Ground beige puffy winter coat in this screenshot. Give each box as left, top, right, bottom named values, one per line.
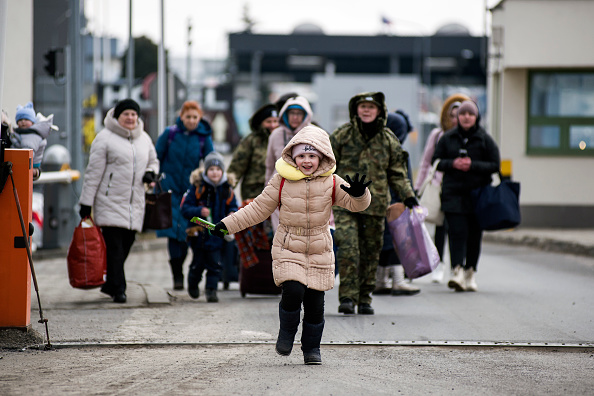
left=223, top=126, right=371, bottom=291
left=80, top=108, right=159, bottom=231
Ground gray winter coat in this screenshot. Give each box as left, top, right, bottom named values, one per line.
left=80, top=108, right=159, bottom=231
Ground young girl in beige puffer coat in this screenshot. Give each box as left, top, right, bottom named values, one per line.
left=211, top=125, right=371, bottom=365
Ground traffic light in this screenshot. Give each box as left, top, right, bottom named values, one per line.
left=43, top=49, right=57, bottom=76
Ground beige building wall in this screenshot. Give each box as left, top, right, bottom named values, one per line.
left=500, top=0, right=594, bottom=68
left=498, top=69, right=594, bottom=205
left=489, top=0, right=594, bottom=226
left=2, top=0, right=33, bottom=121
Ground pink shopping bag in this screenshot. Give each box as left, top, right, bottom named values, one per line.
left=387, top=204, right=440, bottom=279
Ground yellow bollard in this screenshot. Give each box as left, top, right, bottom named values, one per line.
left=501, top=159, right=512, bottom=180
left=0, top=149, right=33, bottom=329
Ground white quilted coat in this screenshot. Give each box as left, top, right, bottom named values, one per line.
left=223, top=126, right=371, bottom=291
left=80, top=108, right=159, bottom=231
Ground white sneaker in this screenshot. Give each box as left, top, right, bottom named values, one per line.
left=464, top=268, right=478, bottom=292
left=448, top=266, right=466, bottom=292
left=431, top=262, right=445, bottom=283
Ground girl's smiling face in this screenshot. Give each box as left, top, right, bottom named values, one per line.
left=295, top=153, right=320, bottom=176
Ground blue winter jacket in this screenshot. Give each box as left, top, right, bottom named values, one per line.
left=155, top=117, right=214, bottom=241
left=180, top=174, right=238, bottom=250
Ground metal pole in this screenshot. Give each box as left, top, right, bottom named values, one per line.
left=250, top=51, right=262, bottom=111
left=69, top=0, right=83, bottom=193
left=0, top=0, right=7, bottom=113
left=158, top=0, right=166, bottom=132
left=65, top=46, right=72, bottom=158
left=127, top=0, right=134, bottom=96
left=186, top=18, right=192, bottom=99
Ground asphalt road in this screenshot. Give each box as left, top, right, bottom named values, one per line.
left=1, top=242, right=593, bottom=395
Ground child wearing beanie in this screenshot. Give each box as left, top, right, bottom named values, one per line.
left=12, top=102, right=55, bottom=180
left=209, top=125, right=372, bottom=365
left=181, top=151, right=238, bottom=303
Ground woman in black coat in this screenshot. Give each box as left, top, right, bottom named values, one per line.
left=432, top=101, right=500, bottom=292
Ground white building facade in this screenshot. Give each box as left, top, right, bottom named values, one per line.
left=488, top=0, right=594, bottom=227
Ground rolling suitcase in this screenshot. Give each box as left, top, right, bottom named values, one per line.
left=239, top=248, right=281, bottom=298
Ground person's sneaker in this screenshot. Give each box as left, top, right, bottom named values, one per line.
left=338, top=298, right=355, bottom=314
left=188, top=287, right=199, bottom=299
left=357, top=303, right=374, bottom=315
left=206, top=289, right=219, bottom=303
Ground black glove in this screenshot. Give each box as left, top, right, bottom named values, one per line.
left=340, top=173, right=372, bottom=198
left=210, top=222, right=228, bottom=239
left=142, top=171, right=156, bottom=184
left=404, top=197, right=419, bottom=209
left=79, top=204, right=92, bottom=219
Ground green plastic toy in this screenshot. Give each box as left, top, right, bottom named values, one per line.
left=190, top=217, right=228, bottom=236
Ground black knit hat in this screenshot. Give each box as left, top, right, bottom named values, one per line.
left=113, top=98, right=140, bottom=119
left=249, top=104, right=278, bottom=131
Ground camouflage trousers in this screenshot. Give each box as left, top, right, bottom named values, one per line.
left=334, top=211, right=385, bottom=305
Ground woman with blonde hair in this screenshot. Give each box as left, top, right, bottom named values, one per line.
left=415, top=93, right=470, bottom=283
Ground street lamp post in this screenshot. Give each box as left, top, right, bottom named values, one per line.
left=127, top=0, right=134, bottom=97
left=158, top=0, right=166, bottom=133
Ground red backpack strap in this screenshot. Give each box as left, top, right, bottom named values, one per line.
left=278, top=178, right=285, bottom=208
left=332, top=175, right=336, bottom=205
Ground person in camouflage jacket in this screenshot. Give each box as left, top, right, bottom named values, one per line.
left=228, top=103, right=279, bottom=200
left=330, top=91, right=418, bottom=315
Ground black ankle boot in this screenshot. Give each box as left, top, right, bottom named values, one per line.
left=169, top=258, right=184, bottom=290
left=301, top=320, right=324, bottom=365
left=275, top=303, right=301, bottom=356
left=206, top=288, right=219, bottom=303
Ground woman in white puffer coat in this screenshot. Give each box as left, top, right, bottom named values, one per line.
left=79, top=99, right=159, bottom=303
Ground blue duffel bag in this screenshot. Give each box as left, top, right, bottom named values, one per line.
left=471, top=174, right=521, bottom=231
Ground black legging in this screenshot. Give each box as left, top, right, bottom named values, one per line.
left=445, top=212, right=482, bottom=271
left=434, top=219, right=448, bottom=262
left=281, top=280, right=325, bottom=324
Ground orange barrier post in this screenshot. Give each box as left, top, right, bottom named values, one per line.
left=0, top=149, right=33, bottom=329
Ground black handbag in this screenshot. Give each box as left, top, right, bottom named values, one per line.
left=471, top=174, right=521, bottom=231
left=143, top=179, right=173, bottom=230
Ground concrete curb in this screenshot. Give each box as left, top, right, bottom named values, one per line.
left=483, top=232, right=594, bottom=258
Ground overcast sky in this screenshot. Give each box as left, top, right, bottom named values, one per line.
left=85, top=0, right=500, bottom=59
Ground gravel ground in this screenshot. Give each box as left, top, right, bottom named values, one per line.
left=0, top=328, right=45, bottom=350
left=1, top=345, right=593, bottom=395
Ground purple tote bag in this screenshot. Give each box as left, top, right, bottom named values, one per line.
left=388, top=206, right=440, bottom=279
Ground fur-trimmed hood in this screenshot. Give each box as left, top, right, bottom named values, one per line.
left=439, top=93, right=471, bottom=132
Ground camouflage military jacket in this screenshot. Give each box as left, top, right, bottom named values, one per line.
left=227, top=126, right=270, bottom=200
left=330, top=122, right=415, bottom=217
